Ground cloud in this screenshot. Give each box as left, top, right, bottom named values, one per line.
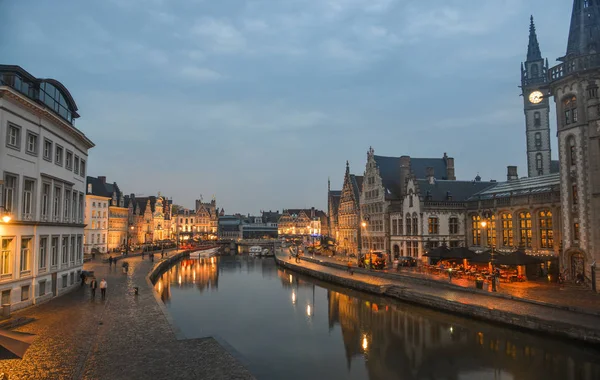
left=180, top=66, right=222, bottom=81
left=243, top=19, right=269, bottom=32
left=190, top=18, right=246, bottom=54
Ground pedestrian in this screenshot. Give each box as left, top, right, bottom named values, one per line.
left=100, top=278, right=107, bottom=300
left=80, top=272, right=86, bottom=287
left=142, top=250, right=145, bottom=259
left=90, top=278, right=98, bottom=298
left=161, top=249, right=165, bottom=259
left=150, top=253, right=154, bottom=263
left=108, top=256, right=113, bottom=268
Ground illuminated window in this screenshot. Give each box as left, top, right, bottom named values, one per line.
left=501, top=213, right=513, bottom=247
left=518, top=212, right=532, bottom=248
left=428, top=217, right=439, bottom=234
left=471, top=215, right=481, bottom=245
left=539, top=210, right=553, bottom=249
left=563, top=96, right=578, bottom=125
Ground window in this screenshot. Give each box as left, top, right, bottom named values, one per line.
left=501, top=213, right=513, bottom=247
left=39, top=237, right=47, bottom=270
left=1, top=238, right=13, bottom=276
left=61, top=237, right=68, bottom=264
left=412, top=241, right=419, bottom=257
left=22, top=179, right=35, bottom=218
left=20, top=237, right=31, bottom=272
left=70, top=236, right=75, bottom=263
left=43, top=139, right=52, bottom=161
left=1, top=290, right=10, bottom=306
left=539, top=211, right=553, bottom=249
left=536, top=153, right=543, bottom=173
left=574, top=223, right=580, bottom=241
left=409, top=195, right=413, bottom=207
left=51, top=237, right=58, bottom=267
left=72, top=192, right=78, bottom=221
left=572, top=185, right=579, bottom=205
left=26, top=132, right=38, bottom=155
left=63, top=189, right=71, bottom=221
left=534, top=132, right=542, bottom=148
left=412, top=214, right=418, bottom=235
left=398, top=217, right=403, bottom=235
left=39, top=281, right=46, bottom=296
left=74, top=156, right=79, bottom=174
left=392, top=219, right=398, bottom=235
left=428, top=217, right=439, bottom=234
left=80, top=159, right=86, bottom=177
left=79, top=193, right=84, bottom=221
left=518, top=212, right=532, bottom=248
left=2, top=174, right=17, bottom=215
left=21, top=285, right=29, bottom=301
left=62, top=274, right=68, bottom=288
left=53, top=186, right=61, bottom=220
left=77, top=235, right=82, bottom=262
left=563, top=96, right=578, bottom=125
left=534, top=112, right=541, bottom=127
left=486, top=215, right=497, bottom=247
left=569, top=138, right=576, bottom=166
left=6, top=124, right=21, bottom=149
left=65, top=151, right=73, bottom=170
left=471, top=215, right=481, bottom=245
left=70, top=272, right=74, bottom=285
left=449, top=217, right=459, bottom=235
left=41, top=183, right=50, bottom=219
left=55, top=145, right=63, bottom=166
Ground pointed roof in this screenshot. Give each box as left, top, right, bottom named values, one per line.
left=527, top=16, right=542, bottom=61
left=563, top=0, right=600, bottom=60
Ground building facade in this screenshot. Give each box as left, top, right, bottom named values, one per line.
left=390, top=174, right=493, bottom=262
left=126, top=193, right=170, bottom=245
left=327, top=179, right=341, bottom=243
left=338, top=162, right=363, bottom=255
left=195, top=197, right=219, bottom=240
left=547, top=0, right=600, bottom=290
left=83, top=190, right=109, bottom=255
left=0, top=65, right=94, bottom=310
left=278, top=208, right=324, bottom=240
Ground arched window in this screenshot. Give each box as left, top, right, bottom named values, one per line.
left=412, top=213, right=419, bottom=235
left=536, top=153, right=543, bottom=174
left=568, top=136, right=576, bottom=166
left=530, top=64, right=539, bottom=77
left=563, top=96, right=578, bottom=125
left=471, top=215, right=481, bottom=245
left=534, top=132, right=542, bottom=148
left=534, top=112, right=541, bottom=127
left=518, top=212, right=532, bottom=248
left=539, top=210, right=553, bottom=249
left=405, top=214, right=411, bottom=235
left=409, top=192, right=413, bottom=207
left=486, top=215, right=496, bottom=247
left=501, top=213, right=513, bottom=247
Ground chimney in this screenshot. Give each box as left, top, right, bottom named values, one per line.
left=426, top=167, right=435, bottom=185
left=444, top=154, right=456, bottom=180
left=399, top=156, right=411, bottom=195
left=98, top=176, right=106, bottom=184
left=507, top=166, right=518, bottom=181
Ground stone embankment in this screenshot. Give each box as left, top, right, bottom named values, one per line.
left=275, top=252, right=600, bottom=345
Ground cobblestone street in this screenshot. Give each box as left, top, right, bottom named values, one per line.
left=0, top=251, right=255, bottom=380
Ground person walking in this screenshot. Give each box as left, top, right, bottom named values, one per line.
left=80, top=271, right=86, bottom=286
left=108, top=256, right=113, bottom=268
left=90, top=278, right=98, bottom=299
left=100, top=278, right=107, bottom=300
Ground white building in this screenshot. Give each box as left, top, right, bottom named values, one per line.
left=84, top=180, right=109, bottom=255
left=0, top=65, right=94, bottom=310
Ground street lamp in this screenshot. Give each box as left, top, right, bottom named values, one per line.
left=125, top=224, right=134, bottom=256
left=480, top=210, right=496, bottom=292
left=0, top=206, right=11, bottom=223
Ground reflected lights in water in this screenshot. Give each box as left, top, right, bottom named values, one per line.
left=292, top=291, right=296, bottom=305
left=289, top=274, right=293, bottom=284
left=361, top=334, right=368, bottom=351
left=306, top=304, right=311, bottom=317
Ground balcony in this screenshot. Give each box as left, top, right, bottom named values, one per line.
left=549, top=53, right=600, bottom=81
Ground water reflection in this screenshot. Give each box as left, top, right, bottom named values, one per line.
left=156, top=257, right=600, bottom=380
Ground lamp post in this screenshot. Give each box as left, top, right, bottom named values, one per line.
left=480, top=210, right=496, bottom=292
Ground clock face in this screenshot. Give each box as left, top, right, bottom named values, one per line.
left=529, top=90, right=543, bottom=104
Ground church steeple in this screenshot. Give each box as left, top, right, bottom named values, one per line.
left=527, top=16, right=542, bottom=61
left=563, top=0, right=600, bottom=60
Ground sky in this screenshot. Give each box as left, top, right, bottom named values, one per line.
left=1, top=0, right=573, bottom=215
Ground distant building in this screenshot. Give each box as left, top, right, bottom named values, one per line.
left=327, top=180, right=341, bottom=243
left=337, top=161, right=363, bottom=255
left=195, top=197, right=219, bottom=240
left=0, top=65, right=94, bottom=309
left=278, top=207, right=326, bottom=241
left=84, top=178, right=110, bottom=255
left=125, top=193, right=170, bottom=244
left=218, top=215, right=242, bottom=240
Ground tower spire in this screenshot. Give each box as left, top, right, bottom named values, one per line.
left=527, top=15, right=542, bottom=61
left=563, top=0, right=600, bottom=59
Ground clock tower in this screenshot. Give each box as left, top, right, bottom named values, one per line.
left=521, top=16, right=551, bottom=177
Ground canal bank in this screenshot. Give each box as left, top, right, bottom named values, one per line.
left=274, top=251, right=600, bottom=345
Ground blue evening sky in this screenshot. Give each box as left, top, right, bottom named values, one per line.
left=1, top=0, right=572, bottom=214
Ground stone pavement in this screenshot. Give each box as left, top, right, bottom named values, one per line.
left=0, top=250, right=255, bottom=380
left=304, top=252, right=600, bottom=315
left=277, top=250, right=600, bottom=343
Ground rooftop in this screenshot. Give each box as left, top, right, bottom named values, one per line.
left=469, top=173, right=560, bottom=200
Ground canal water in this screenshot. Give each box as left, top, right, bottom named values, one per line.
left=154, top=256, right=600, bottom=380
